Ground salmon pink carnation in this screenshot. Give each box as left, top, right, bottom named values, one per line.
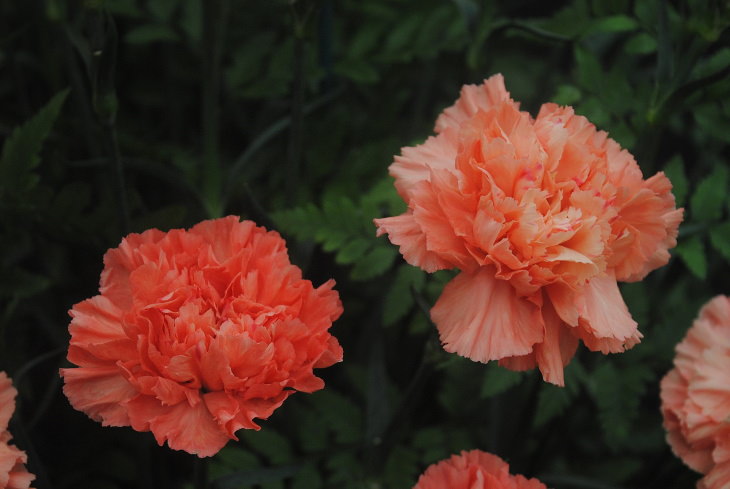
left=61, top=216, right=343, bottom=457
left=0, top=372, right=35, bottom=489
left=660, top=295, right=730, bottom=489
left=413, top=450, right=546, bottom=489
left=375, top=74, right=682, bottom=385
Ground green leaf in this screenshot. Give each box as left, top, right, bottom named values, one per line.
left=591, top=15, right=639, bottom=33
left=675, top=235, right=707, bottom=279
left=588, top=362, right=653, bottom=448
left=0, top=89, right=69, bottom=195
left=309, top=390, right=362, bottom=445
left=124, top=24, right=178, bottom=44
left=383, top=265, right=426, bottom=326
left=383, top=445, right=419, bottom=489
left=325, top=452, right=361, bottom=485
left=662, top=155, right=688, bottom=207
left=690, top=166, right=728, bottom=222
left=710, top=221, right=730, bottom=263
left=212, top=466, right=301, bottom=489
left=334, top=59, right=379, bottom=84
left=625, top=32, right=657, bottom=54
left=335, top=238, right=372, bottom=265
left=210, top=447, right=259, bottom=480
left=575, top=46, right=603, bottom=93
left=552, top=84, right=582, bottom=106
left=533, top=360, right=586, bottom=427
left=480, top=363, right=524, bottom=399
left=412, top=427, right=448, bottom=464
left=240, top=429, right=293, bottom=465
left=291, top=464, right=322, bottom=489
left=350, top=245, right=398, bottom=281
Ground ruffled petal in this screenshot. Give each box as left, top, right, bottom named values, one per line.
left=574, top=275, right=641, bottom=353
left=61, top=367, right=137, bottom=426
left=390, top=130, right=459, bottom=201
left=374, top=212, right=454, bottom=273
left=434, top=74, right=516, bottom=133
left=432, top=269, right=543, bottom=362
left=127, top=396, right=229, bottom=458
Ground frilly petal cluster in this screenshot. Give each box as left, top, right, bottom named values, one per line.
left=660, top=295, right=730, bottom=489
left=413, top=450, right=546, bottom=489
left=61, top=216, right=343, bottom=457
left=374, top=74, right=682, bottom=385
left=0, top=373, right=35, bottom=489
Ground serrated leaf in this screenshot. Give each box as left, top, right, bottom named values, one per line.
left=350, top=245, right=398, bottom=281
left=533, top=384, right=574, bottom=428
left=297, top=408, right=329, bottom=453
left=383, top=265, right=426, bottom=326
left=533, top=360, right=585, bottom=427
left=412, top=427, right=449, bottom=464
left=710, top=221, right=730, bottom=262
left=690, top=166, right=728, bottom=222
left=335, top=238, right=372, bottom=265
left=240, top=429, right=293, bottom=465
left=588, top=362, right=653, bottom=448
left=325, top=452, right=360, bottom=484
left=675, top=236, right=707, bottom=279
left=0, top=89, right=69, bottom=194
left=480, top=362, right=524, bottom=398
left=309, top=390, right=362, bottom=445
left=662, top=155, right=688, bottom=207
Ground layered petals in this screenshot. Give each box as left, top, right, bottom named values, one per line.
left=61, top=216, right=343, bottom=457
left=375, top=74, right=682, bottom=384
left=660, top=295, right=730, bottom=489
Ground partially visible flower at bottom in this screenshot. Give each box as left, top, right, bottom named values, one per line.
left=660, top=295, right=730, bottom=489
left=0, top=372, right=35, bottom=489
left=413, top=450, right=546, bottom=489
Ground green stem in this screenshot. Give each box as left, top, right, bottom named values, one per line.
left=104, top=120, right=130, bottom=235
left=286, top=28, right=306, bottom=206
left=201, top=0, right=229, bottom=218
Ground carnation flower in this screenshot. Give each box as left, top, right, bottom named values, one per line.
left=61, top=216, right=343, bottom=457
left=375, top=74, right=682, bottom=385
left=660, top=295, right=730, bottom=489
left=413, top=449, right=546, bottom=489
left=0, top=372, right=35, bottom=489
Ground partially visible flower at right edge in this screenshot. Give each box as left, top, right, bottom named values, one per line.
left=660, top=295, right=730, bottom=489
left=0, top=372, right=35, bottom=489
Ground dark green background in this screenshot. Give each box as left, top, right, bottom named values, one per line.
left=1, top=0, right=729, bottom=487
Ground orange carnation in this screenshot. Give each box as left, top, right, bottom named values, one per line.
left=375, top=74, right=682, bottom=385
left=0, top=372, right=35, bottom=489
left=413, top=450, right=546, bottom=489
left=61, top=217, right=343, bottom=457
left=660, top=295, right=730, bottom=489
